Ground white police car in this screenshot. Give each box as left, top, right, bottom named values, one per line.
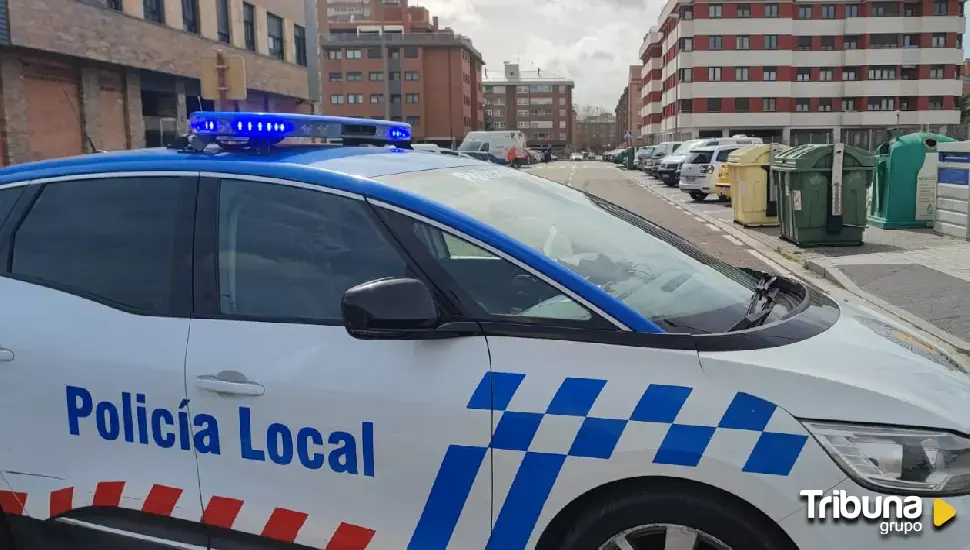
left=0, top=112, right=968, bottom=550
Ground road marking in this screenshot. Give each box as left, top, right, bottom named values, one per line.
left=722, top=234, right=744, bottom=246
left=693, top=216, right=705, bottom=222
left=705, top=223, right=720, bottom=232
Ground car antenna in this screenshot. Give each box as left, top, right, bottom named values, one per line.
left=63, top=89, right=104, bottom=154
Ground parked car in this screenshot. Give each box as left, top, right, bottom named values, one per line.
left=656, top=139, right=705, bottom=186
left=678, top=144, right=744, bottom=201
left=635, top=146, right=656, bottom=170
left=570, top=153, right=584, bottom=161
left=645, top=141, right=682, bottom=176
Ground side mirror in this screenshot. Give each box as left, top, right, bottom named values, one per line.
left=341, top=278, right=441, bottom=339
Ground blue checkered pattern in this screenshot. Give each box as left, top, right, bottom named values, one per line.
left=467, top=371, right=808, bottom=476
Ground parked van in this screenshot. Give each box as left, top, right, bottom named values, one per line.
left=645, top=141, right=681, bottom=176
left=635, top=146, right=656, bottom=169
left=678, top=143, right=750, bottom=201
left=458, top=131, right=530, bottom=167
left=655, top=139, right=705, bottom=185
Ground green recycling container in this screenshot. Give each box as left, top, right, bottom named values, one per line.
left=868, top=133, right=955, bottom=229
left=771, top=143, right=875, bottom=247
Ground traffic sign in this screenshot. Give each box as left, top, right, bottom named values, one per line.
left=624, top=130, right=633, bottom=139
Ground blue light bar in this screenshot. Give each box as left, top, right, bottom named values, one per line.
left=187, top=111, right=412, bottom=146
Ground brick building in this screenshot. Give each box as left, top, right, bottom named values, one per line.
left=638, top=0, right=965, bottom=149
left=483, top=62, right=576, bottom=154
left=0, top=0, right=312, bottom=165
left=577, top=112, right=617, bottom=153
left=319, top=0, right=485, bottom=147
left=614, top=64, right=643, bottom=146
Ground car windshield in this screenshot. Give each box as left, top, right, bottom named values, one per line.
left=685, top=150, right=715, bottom=164
left=459, top=140, right=487, bottom=152
left=379, top=167, right=768, bottom=331
left=672, top=140, right=703, bottom=154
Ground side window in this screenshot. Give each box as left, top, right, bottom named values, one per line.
left=716, top=148, right=738, bottom=162
left=0, top=185, right=25, bottom=228
left=10, top=176, right=187, bottom=314
left=407, top=219, right=600, bottom=325
left=217, top=178, right=408, bottom=322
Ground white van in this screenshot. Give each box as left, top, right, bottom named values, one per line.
left=644, top=141, right=681, bottom=175
left=679, top=142, right=752, bottom=201
left=458, top=131, right=530, bottom=167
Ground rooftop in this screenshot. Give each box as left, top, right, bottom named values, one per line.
left=483, top=66, right=575, bottom=86
left=320, top=32, right=485, bottom=64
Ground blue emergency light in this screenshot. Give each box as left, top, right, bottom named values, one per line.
left=187, top=111, right=412, bottom=147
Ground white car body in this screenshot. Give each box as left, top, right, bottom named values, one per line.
left=2, top=129, right=970, bottom=550
left=679, top=145, right=743, bottom=197
left=570, top=153, right=584, bottom=161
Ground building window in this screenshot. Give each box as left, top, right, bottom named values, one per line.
left=406, top=116, right=420, bottom=126
left=934, top=0, right=948, bottom=14
left=764, top=35, right=778, bottom=50
left=872, top=2, right=899, bottom=16
left=820, top=36, right=835, bottom=50
left=843, top=67, right=858, bottom=80
left=347, top=72, right=362, bottom=81
left=403, top=47, right=419, bottom=58
left=819, top=68, right=833, bottom=81
left=347, top=49, right=362, bottom=59
left=930, top=65, right=945, bottom=79
left=708, top=98, right=722, bottom=112
left=266, top=13, right=284, bottom=60
left=678, top=68, right=692, bottom=82
left=330, top=95, right=344, bottom=104
left=347, top=94, right=363, bottom=104
left=763, top=67, right=777, bottom=81
left=243, top=3, right=256, bottom=51
left=708, top=67, right=722, bottom=81
left=390, top=71, right=400, bottom=81
left=904, top=3, right=923, bottom=15
left=370, top=94, right=382, bottom=104
left=737, top=35, right=750, bottom=50
left=680, top=6, right=693, bottom=19
left=709, top=36, right=722, bottom=50
left=819, top=99, right=833, bottom=112
left=797, top=36, right=812, bottom=51
left=868, top=66, right=896, bottom=80
left=845, top=3, right=859, bottom=16
left=798, top=5, right=812, bottom=18
left=391, top=94, right=401, bottom=104
left=107, top=0, right=122, bottom=9
left=182, top=0, right=200, bottom=33
left=680, top=37, right=693, bottom=52
left=679, top=99, right=693, bottom=113
left=216, top=0, right=231, bottom=43
left=735, top=67, right=749, bottom=81
left=901, top=66, right=917, bottom=80
left=762, top=98, right=776, bottom=112
left=929, top=96, right=944, bottom=109
left=932, top=34, right=946, bottom=47
left=870, top=34, right=899, bottom=49
left=735, top=98, right=749, bottom=112
left=842, top=98, right=857, bottom=111
left=900, top=97, right=914, bottom=111
left=796, top=68, right=811, bottom=81
left=326, top=49, right=342, bottom=60
left=765, top=3, right=779, bottom=17
left=821, top=4, right=835, bottom=18
left=903, top=34, right=920, bottom=48
left=867, top=97, right=895, bottom=111
left=405, top=71, right=419, bottom=81
left=406, top=93, right=420, bottom=104
left=294, top=25, right=307, bottom=66
left=795, top=98, right=810, bottom=112
left=367, top=47, right=383, bottom=59
left=328, top=72, right=342, bottom=82
left=708, top=4, right=722, bottom=17
left=559, top=109, right=567, bottom=116
left=369, top=71, right=383, bottom=81
left=737, top=4, right=751, bottom=17
left=517, top=109, right=529, bottom=117
left=144, top=0, right=164, bottom=23
left=844, top=36, right=859, bottom=50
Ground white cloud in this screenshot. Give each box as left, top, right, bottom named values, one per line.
left=411, top=0, right=663, bottom=110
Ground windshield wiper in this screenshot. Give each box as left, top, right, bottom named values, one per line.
left=728, top=275, right=782, bottom=332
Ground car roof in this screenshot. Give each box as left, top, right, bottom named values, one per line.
left=0, top=144, right=487, bottom=185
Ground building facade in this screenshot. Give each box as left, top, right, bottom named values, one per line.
left=577, top=112, right=617, bottom=152
left=615, top=65, right=644, bottom=146
left=0, top=0, right=312, bottom=164
left=638, top=0, right=965, bottom=149
left=483, top=62, right=576, bottom=154
left=319, top=0, right=484, bottom=147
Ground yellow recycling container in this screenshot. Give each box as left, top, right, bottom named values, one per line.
left=730, top=143, right=790, bottom=227
left=714, top=163, right=732, bottom=201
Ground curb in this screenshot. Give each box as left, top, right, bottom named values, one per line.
left=617, top=169, right=970, bottom=362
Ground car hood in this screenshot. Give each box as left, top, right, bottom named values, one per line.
left=698, top=301, right=970, bottom=433
left=661, top=155, right=686, bottom=163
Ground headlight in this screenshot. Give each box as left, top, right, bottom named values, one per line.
left=804, top=421, right=970, bottom=496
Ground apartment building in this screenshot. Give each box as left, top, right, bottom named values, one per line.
left=615, top=65, right=644, bottom=145
left=483, top=62, right=576, bottom=154
left=0, top=0, right=311, bottom=164
left=638, top=0, right=966, bottom=149
left=577, top=112, right=617, bottom=152
left=319, top=0, right=485, bottom=146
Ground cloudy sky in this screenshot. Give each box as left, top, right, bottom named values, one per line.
left=412, top=0, right=662, bottom=111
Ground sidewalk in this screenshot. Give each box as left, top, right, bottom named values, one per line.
left=718, top=218, right=970, bottom=354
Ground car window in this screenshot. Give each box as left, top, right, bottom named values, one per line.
left=400, top=216, right=597, bottom=324
left=216, top=178, right=408, bottom=322
left=685, top=150, right=714, bottom=164
left=716, top=148, right=739, bottom=162
left=10, top=176, right=186, bottom=314
left=0, top=185, right=25, bottom=228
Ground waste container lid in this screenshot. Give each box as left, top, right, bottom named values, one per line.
left=770, top=143, right=875, bottom=170
left=889, top=132, right=956, bottom=153
left=728, top=143, right=792, bottom=166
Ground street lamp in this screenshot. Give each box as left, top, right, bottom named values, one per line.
left=380, top=0, right=391, bottom=120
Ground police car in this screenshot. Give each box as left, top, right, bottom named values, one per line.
left=0, top=112, right=968, bottom=550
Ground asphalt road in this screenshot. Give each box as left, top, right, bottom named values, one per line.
left=525, top=160, right=776, bottom=273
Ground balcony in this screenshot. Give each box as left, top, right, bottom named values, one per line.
left=320, top=32, right=483, bottom=62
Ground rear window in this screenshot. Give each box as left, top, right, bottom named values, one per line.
left=685, top=150, right=714, bottom=164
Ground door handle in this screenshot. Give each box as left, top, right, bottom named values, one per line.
left=195, top=375, right=264, bottom=396
left=0, top=347, right=13, bottom=362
